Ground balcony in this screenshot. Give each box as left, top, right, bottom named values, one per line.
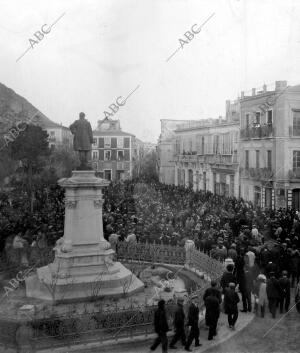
left=288, top=169, right=300, bottom=181
left=240, top=124, right=273, bottom=140
left=175, top=153, right=198, bottom=162
left=175, top=153, right=238, bottom=166
left=243, top=167, right=274, bottom=180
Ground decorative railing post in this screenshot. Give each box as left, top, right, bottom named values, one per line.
left=184, top=240, right=195, bottom=267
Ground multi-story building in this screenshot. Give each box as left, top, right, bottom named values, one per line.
left=157, top=119, right=196, bottom=184
left=173, top=100, right=240, bottom=197
left=45, top=123, right=73, bottom=150
left=239, top=80, right=300, bottom=210
left=92, top=117, right=136, bottom=181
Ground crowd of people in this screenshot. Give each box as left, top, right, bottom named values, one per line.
left=1, top=179, right=300, bottom=352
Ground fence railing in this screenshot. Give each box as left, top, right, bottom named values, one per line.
left=0, top=242, right=224, bottom=350
left=116, top=242, right=186, bottom=265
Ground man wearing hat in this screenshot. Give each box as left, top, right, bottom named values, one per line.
left=278, top=270, right=291, bottom=313
left=266, top=272, right=280, bottom=318
left=169, top=298, right=186, bottom=349
left=204, top=282, right=221, bottom=340
left=184, top=295, right=201, bottom=351
left=224, top=283, right=240, bottom=329
left=151, top=299, right=169, bottom=353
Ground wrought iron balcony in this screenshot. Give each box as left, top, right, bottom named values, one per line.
left=242, top=167, right=274, bottom=180
left=175, top=153, right=238, bottom=166
left=288, top=169, right=300, bottom=180
left=240, top=124, right=273, bottom=140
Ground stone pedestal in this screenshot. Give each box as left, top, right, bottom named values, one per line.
left=26, top=170, right=144, bottom=301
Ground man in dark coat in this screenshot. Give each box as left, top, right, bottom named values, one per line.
left=151, top=299, right=169, bottom=353
left=224, top=282, right=240, bottom=329
left=220, top=264, right=236, bottom=294
left=169, top=298, right=186, bottom=349
left=278, top=270, right=291, bottom=313
left=240, top=265, right=253, bottom=312
left=205, top=292, right=221, bottom=340
left=69, top=112, right=93, bottom=168
left=185, top=295, right=201, bottom=352
left=203, top=280, right=222, bottom=327
left=266, top=272, right=280, bottom=318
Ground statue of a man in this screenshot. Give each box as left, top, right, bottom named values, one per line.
left=69, top=112, right=93, bottom=169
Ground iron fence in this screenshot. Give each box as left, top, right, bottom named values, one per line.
left=0, top=242, right=224, bottom=351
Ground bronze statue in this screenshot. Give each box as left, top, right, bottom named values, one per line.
left=69, top=112, right=93, bottom=169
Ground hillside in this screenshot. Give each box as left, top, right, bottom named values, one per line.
left=0, top=82, right=58, bottom=136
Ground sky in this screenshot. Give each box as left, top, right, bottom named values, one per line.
left=0, top=0, right=299, bottom=143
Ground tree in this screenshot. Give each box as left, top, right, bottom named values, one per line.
left=134, top=150, right=158, bottom=182
left=9, top=124, right=50, bottom=212
left=47, top=145, right=79, bottom=178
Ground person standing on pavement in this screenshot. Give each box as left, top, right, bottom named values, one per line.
left=169, top=298, right=186, bottom=349
left=204, top=291, right=221, bottom=340
left=185, top=295, right=202, bottom=352
left=151, top=299, right=169, bottom=353
left=203, top=280, right=222, bottom=327
left=224, top=282, right=240, bottom=329
left=254, top=274, right=268, bottom=318
left=240, top=265, right=253, bottom=313
left=278, top=270, right=291, bottom=313
left=266, top=272, right=280, bottom=318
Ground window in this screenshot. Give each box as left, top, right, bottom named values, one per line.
left=213, top=135, right=219, bottom=154
left=246, top=113, right=250, bottom=128
left=104, top=150, right=111, bottom=161
left=267, top=150, right=272, bottom=169
left=230, top=175, right=234, bottom=196
left=256, top=150, right=260, bottom=169
left=93, top=138, right=97, bottom=146
left=201, top=137, right=205, bottom=154
left=117, top=150, right=124, bottom=161
left=50, top=131, right=55, bottom=136
left=255, top=112, right=261, bottom=125
left=267, top=110, right=273, bottom=125
left=245, top=150, right=249, bottom=169
left=254, top=186, right=261, bottom=207
left=293, top=110, right=300, bottom=136
left=92, top=151, right=98, bottom=160
left=104, top=170, right=111, bottom=181
left=293, top=151, right=300, bottom=171
left=104, top=137, right=111, bottom=148
left=117, top=138, right=123, bottom=148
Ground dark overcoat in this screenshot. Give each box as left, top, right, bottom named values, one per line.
left=69, top=118, right=93, bottom=151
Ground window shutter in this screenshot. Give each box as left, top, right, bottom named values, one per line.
left=111, top=150, right=117, bottom=161
left=124, top=137, right=130, bottom=148
left=111, top=137, right=117, bottom=148
left=99, top=149, right=104, bottom=160
left=124, top=150, right=130, bottom=161
left=99, top=138, right=104, bottom=148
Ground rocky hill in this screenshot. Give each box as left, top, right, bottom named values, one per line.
left=0, top=82, right=58, bottom=135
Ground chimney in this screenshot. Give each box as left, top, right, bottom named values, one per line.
left=263, top=84, right=267, bottom=92
left=275, top=80, right=287, bottom=91
left=252, top=88, right=256, bottom=96
left=241, top=91, right=244, bottom=99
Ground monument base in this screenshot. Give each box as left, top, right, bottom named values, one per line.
left=25, top=169, right=144, bottom=302
left=26, top=254, right=144, bottom=302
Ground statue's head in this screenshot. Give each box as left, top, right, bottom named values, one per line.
left=79, top=112, right=85, bottom=119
